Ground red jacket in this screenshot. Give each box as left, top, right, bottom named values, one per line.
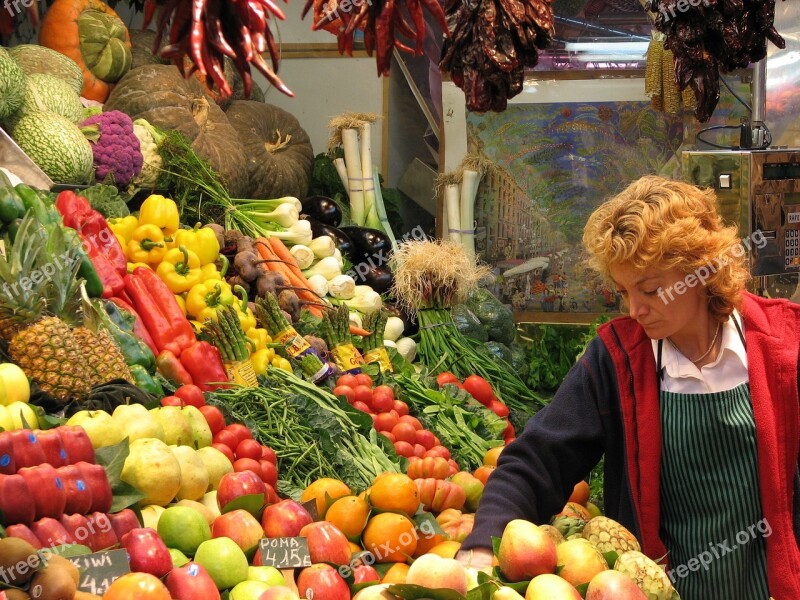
left=463, top=292, right=800, bottom=597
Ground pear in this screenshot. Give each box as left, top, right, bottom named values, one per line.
left=66, top=410, right=121, bottom=449
left=170, top=445, right=210, bottom=501
left=196, top=446, right=234, bottom=490
left=121, top=438, right=182, bottom=506
left=150, top=406, right=193, bottom=446
left=181, top=406, right=213, bottom=449
left=112, top=404, right=165, bottom=443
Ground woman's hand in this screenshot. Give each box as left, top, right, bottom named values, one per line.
left=455, top=547, right=494, bottom=571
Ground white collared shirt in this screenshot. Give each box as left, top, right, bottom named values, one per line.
left=650, top=310, right=749, bottom=394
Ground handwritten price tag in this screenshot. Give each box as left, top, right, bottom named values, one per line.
left=259, top=537, right=312, bottom=569
left=68, top=549, right=130, bottom=595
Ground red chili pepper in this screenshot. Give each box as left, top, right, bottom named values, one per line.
left=179, top=341, right=230, bottom=391
left=156, top=350, right=195, bottom=387
left=108, top=296, right=159, bottom=355
left=79, top=212, right=127, bottom=278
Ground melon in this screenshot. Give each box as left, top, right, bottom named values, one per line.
left=11, top=112, right=94, bottom=185
left=0, top=47, right=26, bottom=122
left=17, top=74, right=84, bottom=124
left=8, top=44, right=84, bottom=96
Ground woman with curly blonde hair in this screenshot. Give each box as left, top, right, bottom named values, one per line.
left=458, top=176, right=800, bottom=600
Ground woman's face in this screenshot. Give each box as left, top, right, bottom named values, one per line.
left=609, top=263, right=709, bottom=340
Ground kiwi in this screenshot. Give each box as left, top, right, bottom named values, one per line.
left=40, top=556, right=79, bottom=588
left=27, top=559, right=78, bottom=600
left=0, top=538, right=40, bottom=587
left=3, top=589, right=32, bottom=599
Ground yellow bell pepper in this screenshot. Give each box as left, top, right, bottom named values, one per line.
left=108, top=215, right=139, bottom=245
left=114, top=233, right=129, bottom=260
left=190, top=320, right=204, bottom=332
left=174, top=294, right=187, bottom=317
left=246, top=327, right=271, bottom=353
left=251, top=349, right=271, bottom=376
left=139, top=194, right=180, bottom=237
left=186, top=280, right=235, bottom=321
left=200, top=255, right=229, bottom=282
left=173, top=223, right=220, bottom=266
left=156, top=246, right=204, bottom=294
left=127, top=261, right=152, bottom=273
left=128, top=224, right=168, bottom=265
left=271, top=356, right=292, bottom=372
left=232, top=284, right=257, bottom=332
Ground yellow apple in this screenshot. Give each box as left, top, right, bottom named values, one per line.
left=6, top=401, right=38, bottom=430
left=141, top=504, right=166, bottom=530
left=0, top=404, right=14, bottom=431
left=0, top=364, right=28, bottom=405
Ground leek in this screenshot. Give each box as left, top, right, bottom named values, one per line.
left=342, top=128, right=364, bottom=225
left=445, top=184, right=461, bottom=245
left=371, top=168, right=398, bottom=251
left=460, top=169, right=479, bottom=261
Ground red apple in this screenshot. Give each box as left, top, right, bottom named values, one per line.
left=55, top=426, right=95, bottom=464
left=297, top=564, right=350, bottom=600
left=34, top=430, right=68, bottom=467
left=31, top=517, right=75, bottom=547
left=216, top=470, right=267, bottom=516
left=298, top=521, right=352, bottom=566
left=585, top=570, right=648, bottom=599
left=174, top=384, right=207, bottom=408
left=166, top=561, right=221, bottom=600
left=8, top=429, right=45, bottom=469
left=75, top=462, right=113, bottom=514
left=86, top=512, right=118, bottom=552
left=120, top=528, right=173, bottom=578
left=353, top=564, right=380, bottom=583
left=497, top=519, right=558, bottom=582
left=17, top=464, right=66, bottom=520
left=0, top=473, right=34, bottom=525
left=261, top=499, right=314, bottom=538
left=200, top=406, right=226, bottom=435
left=4, top=524, right=43, bottom=548
left=211, top=509, right=264, bottom=559
left=109, top=509, right=140, bottom=541
left=0, top=431, right=15, bottom=475
left=258, top=586, right=300, bottom=600
left=56, top=464, right=93, bottom=515
left=59, top=514, right=93, bottom=549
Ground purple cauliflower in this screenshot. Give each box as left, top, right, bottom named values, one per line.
left=81, top=110, right=144, bottom=188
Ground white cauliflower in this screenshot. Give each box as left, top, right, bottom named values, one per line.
left=132, top=118, right=163, bottom=188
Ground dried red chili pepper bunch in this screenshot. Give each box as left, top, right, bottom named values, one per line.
left=143, top=0, right=293, bottom=98
left=439, top=0, right=554, bottom=112
left=303, top=0, right=449, bottom=74
left=646, top=0, right=785, bottom=122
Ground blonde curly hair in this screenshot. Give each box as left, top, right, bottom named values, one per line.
left=582, top=175, right=749, bottom=322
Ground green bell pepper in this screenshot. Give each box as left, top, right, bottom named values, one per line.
left=129, top=364, right=164, bottom=398
left=94, top=299, right=157, bottom=372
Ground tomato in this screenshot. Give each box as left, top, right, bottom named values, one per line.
left=436, top=372, right=460, bottom=387
left=260, top=459, right=278, bottom=488
left=502, top=420, right=515, bottom=438
left=399, top=415, right=422, bottom=430
left=382, top=431, right=396, bottom=443
left=447, top=459, right=460, bottom=476
left=336, top=374, right=359, bottom=388
left=174, top=384, right=206, bottom=407
left=235, top=438, right=263, bottom=461
left=212, top=428, right=239, bottom=450
left=392, top=400, right=410, bottom=416
left=160, top=395, right=182, bottom=407
left=104, top=572, right=171, bottom=600
left=355, top=373, right=374, bottom=387
left=393, top=440, right=415, bottom=457
left=373, top=410, right=400, bottom=433
left=261, top=445, right=278, bottom=465
left=353, top=385, right=374, bottom=407
left=392, top=422, right=417, bottom=444
left=371, top=390, right=394, bottom=413
left=224, top=423, right=253, bottom=445
left=462, top=375, right=495, bottom=406
left=233, top=457, right=262, bottom=476
left=373, top=385, right=395, bottom=400
left=414, top=429, right=436, bottom=450
left=333, top=385, right=355, bottom=404
left=488, top=400, right=510, bottom=418
left=352, top=400, right=371, bottom=413
left=211, top=442, right=235, bottom=464
left=199, top=405, right=226, bottom=435
left=412, top=443, right=426, bottom=458
left=428, top=445, right=451, bottom=460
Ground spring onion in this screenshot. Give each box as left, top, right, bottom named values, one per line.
left=289, top=245, right=315, bottom=270
left=309, top=236, right=336, bottom=259
left=331, top=286, right=381, bottom=314
left=384, top=316, right=405, bottom=342
left=395, top=337, right=417, bottom=362
left=307, top=274, right=329, bottom=298
left=329, top=274, right=356, bottom=300
left=303, top=256, right=342, bottom=281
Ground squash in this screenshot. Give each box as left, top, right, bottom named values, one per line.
left=39, top=0, right=132, bottom=102
left=104, top=64, right=249, bottom=198
left=128, top=29, right=169, bottom=70
left=8, top=44, right=85, bottom=96
left=225, top=100, right=314, bottom=199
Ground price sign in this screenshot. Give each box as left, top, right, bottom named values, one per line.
left=259, top=537, right=312, bottom=569
left=68, top=549, right=130, bottom=595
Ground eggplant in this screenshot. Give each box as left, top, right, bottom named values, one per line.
left=308, top=219, right=356, bottom=259
left=339, top=227, right=392, bottom=261
left=302, top=196, right=342, bottom=227
left=355, top=264, right=394, bottom=295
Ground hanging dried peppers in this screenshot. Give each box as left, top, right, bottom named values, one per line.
left=439, top=0, right=555, bottom=112
left=646, top=0, right=785, bottom=122
left=302, top=0, right=449, bottom=74
left=142, top=0, right=292, bottom=98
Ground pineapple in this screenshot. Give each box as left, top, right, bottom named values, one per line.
left=72, top=327, right=132, bottom=386
left=582, top=515, right=642, bottom=554
left=615, top=550, right=681, bottom=600
left=0, top=215, right=90, bottom=402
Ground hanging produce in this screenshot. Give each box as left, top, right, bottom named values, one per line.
left=439, top=0, right=555, bottom=112
left=142, top=0, right=291, bottom=98
left=645, top=0, right=785, bottom=122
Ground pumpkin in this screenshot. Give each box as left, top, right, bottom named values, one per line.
left=104, top=64, right=249, bottom=198
left=39, top=0, right=132, bottom=102
left=225, top=100, right=314, bottom=200
left=128, top=29, right=169, bottom=70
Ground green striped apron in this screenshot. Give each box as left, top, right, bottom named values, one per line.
left=659, top=382, right=770, bottom=599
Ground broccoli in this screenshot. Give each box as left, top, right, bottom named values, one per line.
left=81, top=184, right=130, bottom=219
left=467, top=288, right=516, bottom=346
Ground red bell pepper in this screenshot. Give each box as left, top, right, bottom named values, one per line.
left=179, top=341, right=230, bottom=391
left=108, top=296, right=159, bottom=355
left=125, top=268, right=196, bottom=356
left=80, top=211, right=127, bottom=277
left=156, top=350, right=195, bottom=387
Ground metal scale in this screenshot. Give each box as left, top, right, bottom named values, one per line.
left=682, top=61, right=800, bottom=301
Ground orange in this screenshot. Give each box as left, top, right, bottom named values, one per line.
left=362, top=512, right=418, bottom=563
left=381, top=562, right=410, bottom=584
left=483, top=446, right=503, bottom=467
left=325, top=495, right=371, bottom=541
left=568, top=480, right=591, bottom=507
left=103, top=573, right=171, bottom=600
left=300, top=478, right=352, bottom=517
left=368, top=472, right=420, bottom=516
left=428, top=540, right=461, bottom=559
left=348, top=541, right=363, bottom=555
left=412, top=531, right=445, bottom=557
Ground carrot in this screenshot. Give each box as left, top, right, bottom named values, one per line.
left=255, top=238, right=325, bottom=317
left=350, top=325, right=372, bottom=337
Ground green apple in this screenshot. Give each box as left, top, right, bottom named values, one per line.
left=150, top=406, right=193, bottom=446
left=158, top=505, right=212, bottom=557
left=182, top=405, right=213, bottom=448
left=0, top=404, right=14, bottom=431
left=247, top=566, right=285, bottom=587
left=230, top=580, right=272, bottom=600
left=196, top=446, right=234, bottom=490
left=170, top=445, right=210, bottom=501
left=201, top=491, right=222, bottom=521
left=0, top=363, right=29, bottom=405
left=121, top=438, right=182, bottom=506
left=169, top=548, right=190, bottom=568
left=194, top=537, right=250, bottom=590
left=66, top=409, right=119, bottom=448
left=174, top=499, right=217, bottom=526
left=140, top=504, right=166, bottom=530
left=112, top=404, right=165, bottom=443
left=7, top=401, right=39, bottom=431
